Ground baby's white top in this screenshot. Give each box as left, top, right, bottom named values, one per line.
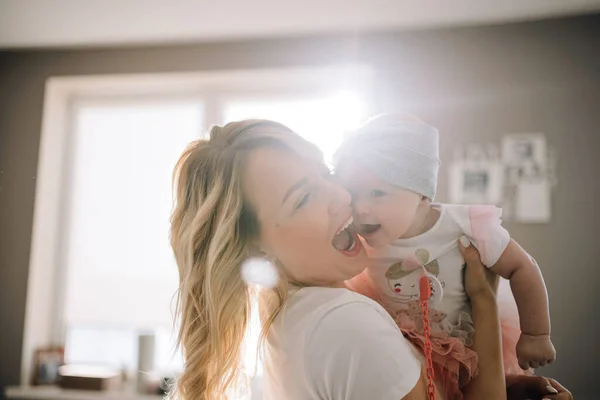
left=262, top=286, right=422, bottom=400
left=366, top=203, right=510, bottom=324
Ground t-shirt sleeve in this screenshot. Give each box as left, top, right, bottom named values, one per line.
left=304, top=300, right=421, bottom=400
left=460, top=205, right=511, bottom=267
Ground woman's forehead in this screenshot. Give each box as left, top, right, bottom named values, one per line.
left=243, top=147, right=313, bottom=215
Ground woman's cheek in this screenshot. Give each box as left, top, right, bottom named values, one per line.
left=298, top=216, right=329, bottom=241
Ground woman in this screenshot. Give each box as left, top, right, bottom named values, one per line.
left=169, top=119, right=571, bottom=400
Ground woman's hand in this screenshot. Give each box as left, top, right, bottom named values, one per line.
left=459, top=237, right=506, bottom=399
left=506, top=375, right=573, bottom=400
left=458, top=235, right=499, bottom=301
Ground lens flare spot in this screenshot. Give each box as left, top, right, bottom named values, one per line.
left=241, top=258, right=279, bottom=289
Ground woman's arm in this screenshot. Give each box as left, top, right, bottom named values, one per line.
left=464, top=292, right=505, bottom=399
left=459, top=237, right=507, bottom=400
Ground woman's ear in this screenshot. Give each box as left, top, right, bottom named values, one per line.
left=251, top=242, right=281, bottom=269
left=249, top=239, right=267, bottom=258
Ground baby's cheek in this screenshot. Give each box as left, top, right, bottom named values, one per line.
left=386, top=198, right=412, bottom=216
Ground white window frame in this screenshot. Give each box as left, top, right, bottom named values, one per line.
left=22, top=65, right=373, bottom=385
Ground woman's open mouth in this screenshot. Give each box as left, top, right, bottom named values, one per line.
left=332, top=216, right=361, bottom=256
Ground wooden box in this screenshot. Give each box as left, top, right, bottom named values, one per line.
left=59, top=365, right=122, bottom=391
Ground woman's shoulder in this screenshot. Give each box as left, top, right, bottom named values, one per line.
left=273, top=286, right=402, bottom=351
left=286, top=286, right=395, bottom=328
left=291, top=286, right=383, bottom=309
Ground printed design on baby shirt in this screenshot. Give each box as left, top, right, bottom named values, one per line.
left=384, top=249, right=444, bottom=307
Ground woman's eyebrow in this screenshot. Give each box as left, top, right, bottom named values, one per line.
left=282, top=177, right=308, bottom=205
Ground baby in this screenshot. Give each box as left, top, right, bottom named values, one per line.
left=334, top=114, right=556, bottom=399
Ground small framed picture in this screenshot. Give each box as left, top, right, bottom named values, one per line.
left=449, top=160, right=504, bottom=205
left=502, top=133, right=547, bottom=168
left=32, top=347, right=64, bottom=386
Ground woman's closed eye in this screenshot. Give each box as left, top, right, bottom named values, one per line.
left=294, top=192, right=311, bottom=210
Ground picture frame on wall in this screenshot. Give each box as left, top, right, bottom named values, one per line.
left=32, top=347, right=64, bottom=386
left=449, top=159, right=504, bottom=205
left=502, top=133, right=547, bottom=169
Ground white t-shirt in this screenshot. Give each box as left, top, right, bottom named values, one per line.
left=262, top=287, right=422, bottom=400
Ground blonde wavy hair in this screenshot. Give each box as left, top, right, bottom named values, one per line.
left=169, top=119, right=323, bottom=400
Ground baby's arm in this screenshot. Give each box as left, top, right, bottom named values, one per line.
left=489, top=239, right=556, bottom=369
left=490, top=240, right=549, bottom=335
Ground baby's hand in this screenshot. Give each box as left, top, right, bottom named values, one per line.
left=516, top=333, right=556, bottom=370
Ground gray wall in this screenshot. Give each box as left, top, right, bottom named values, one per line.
left=1, top=14, right=599, bottom=397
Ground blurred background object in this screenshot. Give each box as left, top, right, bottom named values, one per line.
left=1, top=1, right=599, bottom=399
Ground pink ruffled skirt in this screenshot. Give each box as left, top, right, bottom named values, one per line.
left=397, top=282, right=530, bottom=399
left=346, top=272, right=530, bottom=400
left=394, top=302, right=478, bottom=400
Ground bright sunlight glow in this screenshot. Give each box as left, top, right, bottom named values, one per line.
left=224, top=91, right=366, bottom=163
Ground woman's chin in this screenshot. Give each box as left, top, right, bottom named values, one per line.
left=341, top=249, right=369, bottom=277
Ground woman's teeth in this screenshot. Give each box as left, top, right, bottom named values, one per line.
left=345, top=234, right=357, bottom=251
left=332, top=217, right=357, bottom=252
left=337, top=216, right=354, bottom=234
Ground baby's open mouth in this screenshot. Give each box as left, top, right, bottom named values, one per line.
left=359, top=224, right=381, bottom=236
left=332, top=216, right=358, bottom=253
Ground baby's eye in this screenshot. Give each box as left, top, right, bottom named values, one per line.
left=371, top=189, right=386, bottom=198
left=394, top=283, right=402, bottom=287
left=410, top=284, right=416, bottom=288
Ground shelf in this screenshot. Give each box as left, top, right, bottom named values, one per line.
left=5, top=386, right=163, bottom=400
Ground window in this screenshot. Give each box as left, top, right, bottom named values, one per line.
left=62, top=101, right=203, bottom=373
left=26, top=67, right=371, bottom=397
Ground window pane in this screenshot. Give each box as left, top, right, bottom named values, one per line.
left=62, top=101, right=203, bottom=370
left=65, top=327, right=137, bottom=369
left=65, top=326, right=183, bottom=373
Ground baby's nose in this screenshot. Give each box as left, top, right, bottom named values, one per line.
left=352, top=198, right=370, bottom=215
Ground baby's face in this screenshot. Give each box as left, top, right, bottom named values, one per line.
left=336, top=161, right=423, bottom=248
